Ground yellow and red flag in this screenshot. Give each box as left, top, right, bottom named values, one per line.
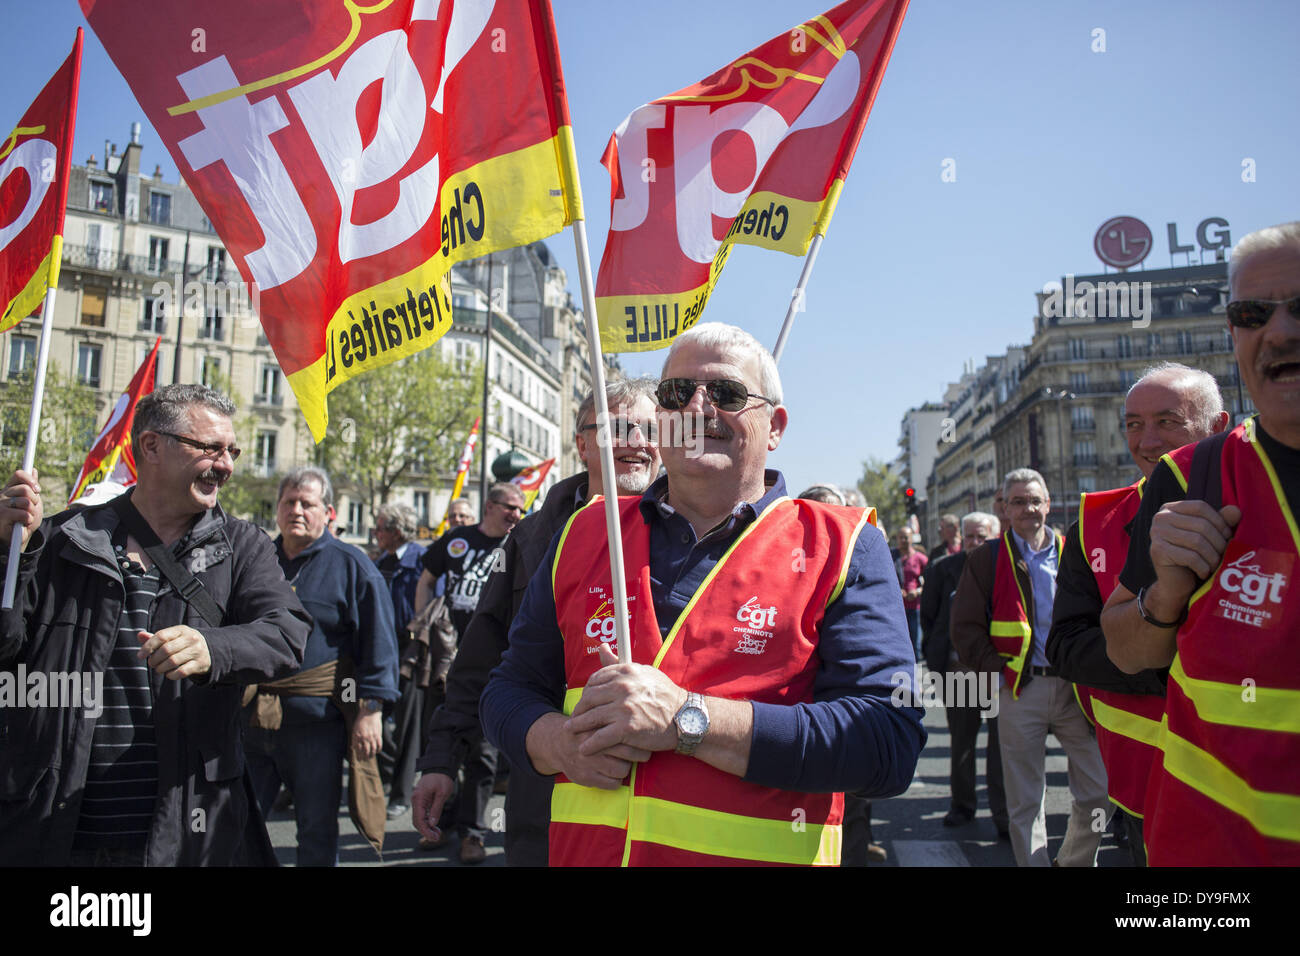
left=595, top=0, right=908, bottom=352
left=434, top=415, right=479, bottom=537
left=510, top=456, right=554, bottom=511
left=0, top=30, right=83, bottom=333
left=82, top=0, right=582, bottom=440
left=69, top=336, right=160, bottom=503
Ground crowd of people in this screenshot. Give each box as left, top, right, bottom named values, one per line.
left=0, top=220, right=1296, bottom=867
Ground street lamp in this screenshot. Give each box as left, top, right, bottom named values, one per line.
left=1042, top=387, right=1076, bottom=529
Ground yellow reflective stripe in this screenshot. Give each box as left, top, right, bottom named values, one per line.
left=550, top=497, right=598, bottom=595
left=990, top=621, right=1031, bottom=638
left=1158, top=717, right=1300, bottom=842
left=1073, top=684, right=1096, bottom=728
left=1162, top=450, right=1189, bottom=492
left=1170, top=656, right=1300, bottom=733
left=1092, top=697, right=1162, bottom=746
left=551, top=781, right=630, bottom=829
left=1077, top=492, right=1090, bottom=563
left=628, top=796, right=840, bottom=865
left=1249, top=428, right=1300, bottom=555
left=826, top=507, right=873, bottom=608
left=650, top=496, right=790, bottom=669
left=1109, top=795, right=1143, bottom=820
left=562, top=686, right=583, bottom=716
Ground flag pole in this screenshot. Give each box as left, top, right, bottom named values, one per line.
left=569, top=218, right=634, bottom=664
left=3, top=277, right=61, bottom=609
left=771, top=233, right=825, bottom=366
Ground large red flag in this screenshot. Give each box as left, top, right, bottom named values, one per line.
left=509, top=456, right=554, bottom=511
left=0, top=30, right=83, bottom=333
left=82, top=0, right=582, bottom=440
left=69, top=336, right=161, bottom=503
left=595, top=0, right=908, bottom=353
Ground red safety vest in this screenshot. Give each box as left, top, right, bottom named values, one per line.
left=1077, top=481, right=1165, bottom=818
left=1144, top=422, right=1300, bottom=865
left=989, top=530, right=1063, bottom=699
left=548, top=494, right=875, bottom=866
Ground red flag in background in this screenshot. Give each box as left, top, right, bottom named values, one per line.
left=595, top=0, right=908, bottom=353
left=510, top=456, right=554, bottom=511
left=82, top=0, right=582, bottom=441
left=434, top=415, right=480, bottom=537
left=0, top=30, right=83, bottom=333
left=69, top=336, right=161, bottom=503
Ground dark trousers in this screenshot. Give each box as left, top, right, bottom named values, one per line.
left=945, top=703, right=1008, bottom=828
left=245, top=717, right=346, bottom=867
left=380, top=676, right=436, bottom=806
left=841, top=794, right=875, bottom=866
left=454, top=737, right=499, bottom=839
left=1124, top=809, right=1147, bottom=867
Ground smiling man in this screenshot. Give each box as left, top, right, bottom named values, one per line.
left=1101, top=221, right=1300, bottom=865
left=1046, top=363, right=1227, bottom=864
left=481, top=323, right=922, bottom=866
left=0, top=384, right=310, bottom=866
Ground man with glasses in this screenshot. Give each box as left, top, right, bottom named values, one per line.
left=413, top=480, right=525, bottom=861
left=952, top=468, right=1109, bottom=866
left=1102, top=222, right=1300, bottom=865
left=412, top=377, right=660, bottom=864
left=445, top=498, right=476, bottom=528
left=482, top=323, right=923, bottom=866
left=1047, top=363, right=1228, bottom=865
left=0, top=384, right=310, bottom=865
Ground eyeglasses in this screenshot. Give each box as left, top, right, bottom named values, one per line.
left=1226, top=296, right=1300, bottom=329
left=656, top=379, right=777, bottom=412
left=1007, top=497, right=1046, bottom=511
left=158, top=431, right=241, bottom=461
left=579, top=418, right=659, bottom=443
left=490, top=500, right=524, bottom=515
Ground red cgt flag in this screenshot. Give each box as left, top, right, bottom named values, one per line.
left=0, top=30, right=83, bottom=333
left=69, top=336, right=161, bottom=503
left=595, top=0, right=908, bottom=353
left=82, top=0, right=582, bottom=440
left=510, top=456, right=554, bottom=511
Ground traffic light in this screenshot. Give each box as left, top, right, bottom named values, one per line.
left=904, top=486, right=917, bottom=514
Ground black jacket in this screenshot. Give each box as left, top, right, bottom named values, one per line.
left=0, top=495, right=310, bottom=865
left=919, top=550, right=967, bottom=675
left=417, top=472, right=586, bottom=866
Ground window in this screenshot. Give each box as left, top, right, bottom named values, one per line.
left=89, top=179, right=113, bottom=213
left=1147, top=331, right=1162, bottom=355
left=413, top=491, right=430, bottom=528
left=1073, top=439, right=1096, bottom=466
left=1078, top=476, right=1096, bottom=493
left=255, top=431, right=277, bottom=476
left=148, top=191, right=171, bottom=225
left=200, top=308, right=224, bottom=341
left=77, top=344, right=102, bottom=387
left=1116, top=334, right=1133, bottom=358
left=206, top=247, right=226, bottom=282
left=80, top=287, right=106, bottom=327
left=1069, top=338, right=1086, bottom=360
left=258, top=363, right=281, bottom=404
left=1069, top=371, right=1089, bottom=391
left=1120, top=368, right=1138, bottom=390
left=1176, top=330, right=1193, bottom=353
left=1071, top=406, right=1095, bottom=430
left=201, top=355, right=221, bottom=388
left=139, top=345, right=163, bottom=389
left=148, top=236, right=170, bottom=273
left=142, top=296, right=167, bottom=333
left=7, top=336, right=36, bottom=377
left=347, top=501, right=365, bottom=537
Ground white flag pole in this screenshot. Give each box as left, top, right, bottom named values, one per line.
left=771, top=233, right=825, bottom=366
left=569, top=218, right=634, bottom=664
left=3, top=280, right=60, bottom=609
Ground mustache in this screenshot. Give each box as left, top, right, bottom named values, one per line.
left=1259, top=343, right=1300, bottom=368
left=680, top=415, right=732, bottom=441
left=198, top=469, right=228, bottom=486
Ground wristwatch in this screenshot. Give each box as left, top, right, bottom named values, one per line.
left=358, top=698, right=384, bottom=714
left=1137, top=585, right=1187, bottom=629
left=673, top=692, right=710, bottom=756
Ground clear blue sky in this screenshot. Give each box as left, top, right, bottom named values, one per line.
left=4, top=0, right=1297, bottom=497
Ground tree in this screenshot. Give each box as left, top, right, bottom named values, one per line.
left=315, top=349, right=481, bottom=524
left=0, top=364, right=99, bottom=506
left=856, top=456, right=906, bottom=536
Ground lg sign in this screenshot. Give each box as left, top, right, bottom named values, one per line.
left=1094, top=216, right=1230, bottom=270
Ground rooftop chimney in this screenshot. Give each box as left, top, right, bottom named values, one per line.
left=131, top=122, right=141, bottom=145
left=86, top=154, right=97, bottom=169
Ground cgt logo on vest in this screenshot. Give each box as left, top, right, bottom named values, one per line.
left=733, top=596, right=777, bottom=655
left=1212, top=548, right=1292, bottom=629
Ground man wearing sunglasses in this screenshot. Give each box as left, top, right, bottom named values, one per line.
left=0, top=384, right=310, bottom=865
left=482, top=323, right=923, bottom=866
left=412, top=480, right=526, bottom=862
left=412, top=377, right=660, bottom=864
left=1102, top=221, right=1300, bottom=865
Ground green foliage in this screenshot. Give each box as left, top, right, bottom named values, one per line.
left=856, top=455, right=906, bottom=537
left=315, top=349, right=481, bottom=522
left=0, top=363, right=99, bottom=506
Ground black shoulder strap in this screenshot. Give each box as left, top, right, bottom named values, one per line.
left=1187, top=429, right=1231, bottom=509
left=985, top=537, right=998, bottom=622
left=111, top=495, right=224, bottom=627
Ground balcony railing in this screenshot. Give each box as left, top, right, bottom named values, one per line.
left=1073, top=454, right=1099, bottom=468
left=254, top=392, right=283, bottom=407
left=1071, top=419, right=1096, bottom=433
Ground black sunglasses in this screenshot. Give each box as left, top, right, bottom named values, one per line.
left=158, top=431, right=241, bottom=461
left=1226, top=296, right=1300, bottom=329
left=656, top=378, right=777, bottom=412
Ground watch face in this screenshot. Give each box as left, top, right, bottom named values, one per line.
left=678, top=708, right=707, bottom=735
